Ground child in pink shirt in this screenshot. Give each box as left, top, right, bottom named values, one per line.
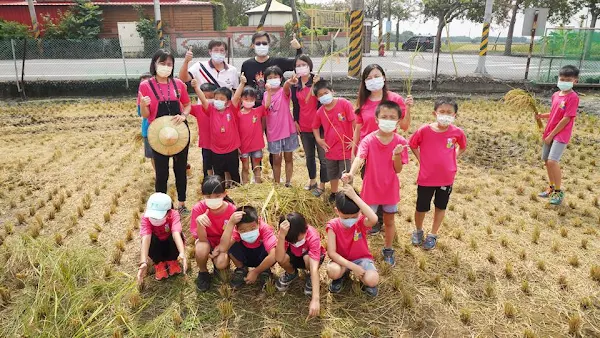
left=264, top=65, right=300, bottom=186
left=217, top=205, right=277, bottom=289
left=190, top=82, right=217, bottom=178
left=312, top=80, right=356, bottom=203
left=192, top=74, right=246, bottom=184
left=237, top=86, right=266, bottom=184
left=190, top=175, right=237, bottom=292
left=342, top=101, right=409, bottom=266
left=409, top=97, right=467, bottom=250
left=275, top=212, right=326, bottom=318
left=326, top=185, right=380, bottom=297
left=137, top=193, right=186, bottom=286
left=535, top=65, right=580, bottom=206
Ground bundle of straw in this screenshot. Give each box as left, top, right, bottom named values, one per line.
left=504, top=89, right=544, bottom=129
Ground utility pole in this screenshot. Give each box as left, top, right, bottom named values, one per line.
left=386, top=0, right=391, bottom=50
left=377, top=0, right=383, bottom=48
left=474, top=0, right=493, bottom=74
left=348, top=0, right=364, bottom=77
left=153, top=0, right=163, bottom=48
left=27, top=0, right=40, bottom=39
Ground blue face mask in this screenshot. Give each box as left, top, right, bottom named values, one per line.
left=557, top=81, right=573, bottom=91
left=213, top=100, right=226, bottom=111
left=240, top=228, right=260, bottom=243
left=319, top=93, right=334, bottom=105
left=341, top=217, right=358, bottom=228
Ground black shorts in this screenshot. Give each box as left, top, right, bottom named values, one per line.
left=416, top=185, right=453, bottom=212
left=287, top=248, right=325, bottom=270
left=148, top=233, right=185, bottom=264
left=229, top=241, right=269, bottom=268
left=202, top=148, right=214, bottom=176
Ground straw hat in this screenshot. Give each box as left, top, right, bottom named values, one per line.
left=147, top=116, right=190, bottom=156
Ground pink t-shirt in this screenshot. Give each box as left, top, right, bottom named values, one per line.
left=237, top=106, right=266, bottom=154
left=190, top=201, right=237, bottom=248
left=409, top=124, right=467, bottom=187
left=282, top=225, right=325, bottom=261
left=543, top=91, right=579, bottom=144
left=325, top=214, right=372, bottom=261
left=138, top=78, right=190, bottom=123
left=264, top=88, right=296, bottom=142
left=296, top=85, right=319, bottom=133
left=201, top=104, right=241, bottom=154
left=232, top=220, right=277, bottom=251
left=356, top=91, right=406, bottom=141
left=312, top=98, right=356, bottom=161
left=190, top=105, right=211, bottom=149
left=140, top=209, right=182, bottom=241
left=358, top=131, right=409, bottom=205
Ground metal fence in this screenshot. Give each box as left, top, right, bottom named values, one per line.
left=1, top=33, right=599, bottom=94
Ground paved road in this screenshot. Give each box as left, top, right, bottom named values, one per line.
left=0, top=51, right=556, bottom=82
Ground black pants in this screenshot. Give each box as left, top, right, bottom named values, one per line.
left=229, top=241, right=269, bottom=268
left=202, top=148, right=214, bottom=178
left=148, top=234, right=180, bottom=263
left=153, top=144, right=189, bottom=202
left=300, top=132, right=329, bottom=183
left=213, top=150, right=240, bottom=184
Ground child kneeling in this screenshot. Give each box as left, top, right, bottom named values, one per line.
left=216, top=205, right=277, bottom=289
left=326, top=185, right=380, bottom=296
left=275, top=212, right=325, bottom=317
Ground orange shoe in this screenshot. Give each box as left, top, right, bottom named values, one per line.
left=155, top=262, right=168, bottom=280
left=167, top=260, right=182, bottom=276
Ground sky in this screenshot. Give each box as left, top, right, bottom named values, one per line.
left=302, top=0, right=591, bottom=38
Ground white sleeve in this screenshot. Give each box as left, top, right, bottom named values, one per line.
left=230, top=65, right=240, bottom=89
left=187, top=62, right=203, bottom=83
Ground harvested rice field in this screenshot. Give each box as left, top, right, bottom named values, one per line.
left=0, top=97, right=599, bottom=337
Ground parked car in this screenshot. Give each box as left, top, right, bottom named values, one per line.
left=401, top=36, right=435, bottom=51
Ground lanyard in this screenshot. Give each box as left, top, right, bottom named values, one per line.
left=154, top=77, right=171, bottom=102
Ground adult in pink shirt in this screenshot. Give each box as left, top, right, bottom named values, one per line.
left=342, top=101, right=408, bottom=267
left=217, top=206, right=277, bottom=289
left=137, top=193, right=186, bottom=286
left=275, top=212, right=326, bottom=317
left=138, top=49, right=191, bottom=214
left=191, top=175, right=236, bottom=292
left=237, top=86, right=266, bottom=184
left=326, top=185, right=380, bottom=297
left=535, top=65, right=580, bottom=206
left=409, top=97, right=467, bottom=251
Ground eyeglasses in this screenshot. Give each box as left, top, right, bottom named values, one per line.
left=254, top=42, right=269, bottom=46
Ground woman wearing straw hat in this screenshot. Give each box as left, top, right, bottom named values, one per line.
left=139, top=49, right=192, bottom=215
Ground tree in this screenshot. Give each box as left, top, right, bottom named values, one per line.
left=573, top=0, right=600, bottom=28
left=40, top=0, right=102, bottom=39
left=390, top=0, right=417, bottom=50
left=422, top=0, right=485, bottom=52
left=0, top=19, right=32, bottom=39
left=214, top=0, right=257, bottom=26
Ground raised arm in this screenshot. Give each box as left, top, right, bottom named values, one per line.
left=264, top=83, right=273, bottom=108
left=232, top=72, right=247, bottom=107
left=191, top=79, right=209, bottom=111
left=283, top=73, right=297, bottom=97
left=179, top=47, right=194, bottom=83
left=340, top=184, right=378, bottom=227
left=399, top=95, right=413, bottom=132
left=275, top=220, right=289, bottom=263
left=217, top=211, right=244, bottom=252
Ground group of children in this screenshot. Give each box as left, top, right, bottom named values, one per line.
left=137, top=58, right=580, bottom=315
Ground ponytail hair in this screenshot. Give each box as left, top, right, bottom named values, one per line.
left=201, top=175, right=235, bottom=204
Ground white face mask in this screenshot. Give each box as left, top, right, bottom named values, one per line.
left=242, top=100, right=255, bottom=109
left=240, top=228, right=260, bottom=243
left=267, top=78, right=281, bottom=88
left=557, top=81, right=573, bottom=91
left=156, top=64, right=172, bottom=78
left=319, top=93, right=334, bottom=105
left=295, top=66, right=310, bottom=77
left=205, top=197, right=224, bottom=210
left=436, top=114, right=455, bottom=127
left=149, top=216, right=166, bottom=226
left=341, top=217, right=358, bottom=228
left=211, top=52, right=225, bottom=63
left=291, top=238, right=306, bottom=247
left=378, top=119, right=397, bottom=133
left=255, top=45, right=269, bottom=56
left=213, top=100, right=226, bottom=111
left=365, top=77, right=385, bottom=91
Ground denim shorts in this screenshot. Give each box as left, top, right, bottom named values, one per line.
left=143, top=137, right=153, bottom=158
left=352, top=258, right=377, bottom=271
left=267, top=134, right=300, bottom=154
left=240, top=149, right=263, bottom=159
left=368, top=204, right=398, bottom=214
left=541, top=140, right=567, bottom=162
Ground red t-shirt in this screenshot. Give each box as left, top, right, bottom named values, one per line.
left=296, top=86, right=319, bottom=133
left=232, top=220, right=277, bottom=251
left=190, top=105, right=211, bottom=149
left=190, top=201, right=237, bottom=248
left=358, top=131, right=409, bottom=205
left=543, top=91, right=579, bottom=144
left=201, top=104, right=241, bottom=154
left=237, top=106, right=266, bottom=154
left=325, top=214, right=373, bottom=261
left=140, top=209, right=182, bottom=241
left=409, top=124, right=467, bottom=187
left=356, top=91, right=406, bottom=142
left=312, top=98, right=355, bottom=161
left=282, top=225, right=325, bottom=261
left=137, top=78, right=190, bottom=123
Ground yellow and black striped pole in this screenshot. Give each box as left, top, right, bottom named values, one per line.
left=474, top=0, right=493, bottom=74
left=348, top=7, right=364, bottom=77
left=153, top=0, right=164, bottom=48
left=479, top=23, right=490, bottom=57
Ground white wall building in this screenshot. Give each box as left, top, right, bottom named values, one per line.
left=246, top=0, right=294, bottom=27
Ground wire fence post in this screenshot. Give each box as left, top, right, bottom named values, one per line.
left=119, top=39, right=130, bottom=89
left=11, top=39, right=22, bottom=94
